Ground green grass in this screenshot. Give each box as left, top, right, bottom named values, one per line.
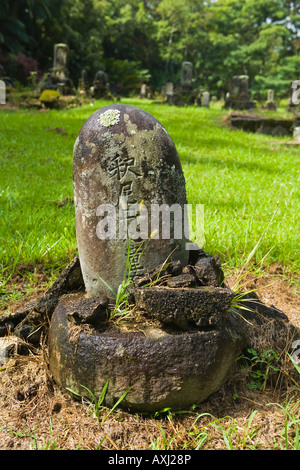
left=0, top=98, right=299, bottom=293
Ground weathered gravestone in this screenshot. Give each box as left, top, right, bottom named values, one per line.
left=0, top=79, right=5, bottom=104
left=140, top=83, right=147, bottom=99
left=91, top=70, right=109, bottom=99
left=181, top=61, right=193, bottom=91
left=48, top=104, right=249, bottom=412
left=165, top=82, right=174, bottom=103
left=40, top=43, right=74, bottom=95
left=293, top=126, right=300, bottom=142
left=79, top=70, right=89, bottom=94
left=225, top=75, right=254, bottom=110
left=268, top=89, right=274, bottom=102
left=166, top=82, right=174, bottom=96
left=289, top=79, right=300, bottom=111
left=265, top=89, right=277, bottom=111
left=201, top=91, right=210, bottom=108
left=72, top=104, right=189, bottom=297
left=53, top=43, right=68, bottom=79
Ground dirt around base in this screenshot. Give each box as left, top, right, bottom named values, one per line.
left=0, top=266, right=299, bottom=450
left=226, top=267, right=300, bottom=329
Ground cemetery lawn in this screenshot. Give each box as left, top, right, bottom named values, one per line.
left=0, top=99, right=300, bottom=450
left=0, top=98, right=299, bottom=306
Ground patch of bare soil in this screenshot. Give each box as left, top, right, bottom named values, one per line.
left=226, top=266, right=300, bottom=329
left=0, top=266, right=299, bottom=450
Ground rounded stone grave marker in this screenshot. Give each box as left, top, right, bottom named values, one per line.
left=48, top=105, right=247, bottom=413
left=73, top=104, right=189, bottom=297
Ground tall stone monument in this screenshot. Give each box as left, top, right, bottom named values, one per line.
left=53, top=44, right=68, bottom=79
left=180, top=61, right=193, bottom=91
left=165, top=62, right=197, bottom=106
left=225, top=75, right=254, bottom=110
left=51, top=43, right=70, bottom=94
left=40, top=43, right=74, bottom=95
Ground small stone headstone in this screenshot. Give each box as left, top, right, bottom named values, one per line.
left=201, top=91, right=210, bottom=108
left=267, top=89, right=274, bottom=102
left=92, top=70, right=109, bottom=98
left=79, top=70, right=88, bottom=92
left=165, top=82, right=174, bottom=104
left=73, top=104, right=190, bottom=297
left=140, top=84, right=147, bottom=99
left=0, top=80, right=5, bottom=104
left=165, top=82, right=174, bottom=96
left=266, top=89, right=277, bottom=111
left=293, top=127, right=300, bottom=142
left=225, top=75, right=254, bottom=110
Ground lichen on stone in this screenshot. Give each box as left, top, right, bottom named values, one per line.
left=98, top=109, right=120, bottom=127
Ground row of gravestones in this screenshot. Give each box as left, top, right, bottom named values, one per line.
left=0, top=43, right=110, bottom=100
left=156, top=63, right=300, bottom=115
left=160, top=62, right=210, bottom=107
left=157, top=71, right=300, bottom=141
left=40, top=44, right=111, bottom=99
left=1, top=42, right=297, bottom=114
left=157, top=65, right=279, bottom=111
left=45, top=47, right=299, bottom=128
left=224, top=75, right=278, bottom=111
left=40, top=51, right=283, bottom=112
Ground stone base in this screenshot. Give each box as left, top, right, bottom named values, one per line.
left=230, top=113, right=294, bottom=136
left=224, top=98, right=256, bottom=110
left=48, top=293, right=247, bottom=413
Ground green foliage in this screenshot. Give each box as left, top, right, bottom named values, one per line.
left=104, top=58, right=151, bottom=94
left=0, top=422, right=60, bottom=450
left=0, top=99, right=299, bottom=306
left=66, top=380, right=131, bottom=423
left=267, top=398, right=300, bottom=450
left=0, top=0, right=299, bottom=95
left=97, top=239, right=150, bottom=322
left=239, top=348, right=280, bottom=391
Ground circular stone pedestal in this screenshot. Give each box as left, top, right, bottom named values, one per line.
left=48, top=294, right=246, bottom=413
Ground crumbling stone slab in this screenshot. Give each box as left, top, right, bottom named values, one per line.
left=0, top=256, right=84, bottom=342
left=192, top=252, right=224, bottom=287
left=134, top=286, right=234, bottom=330
left=63, top=293, right=109, bottom=326
left=166, top=273, right=196, bottom=288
